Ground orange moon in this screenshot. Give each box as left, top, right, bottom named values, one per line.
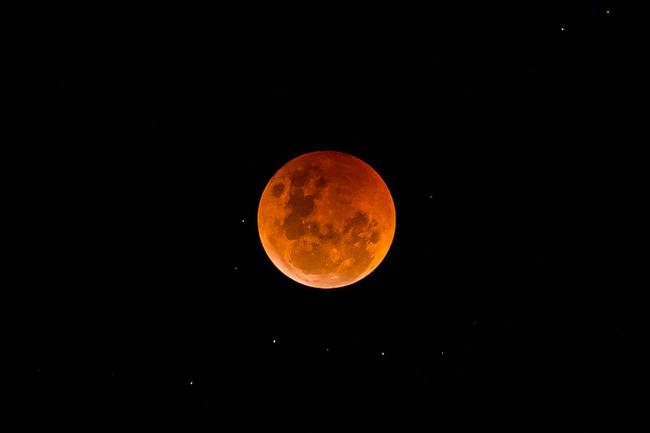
left=258, top=151, right=396, bottom=289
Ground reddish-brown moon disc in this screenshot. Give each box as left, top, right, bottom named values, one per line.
left=258, top=151, right=396, bottom=289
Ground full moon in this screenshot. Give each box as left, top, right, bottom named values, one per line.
left=258, top=151, right=396, bottom=289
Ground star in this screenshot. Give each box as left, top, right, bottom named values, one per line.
left=233, top=266, right=238, bottom=271
left=560, top=26, right=566, bottom=32
left=272, top=339, right=277, bottom=344
left=241, top=218, right=246, bottom=223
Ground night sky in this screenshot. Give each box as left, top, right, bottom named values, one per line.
left=26, top=3, right=638, bottom=430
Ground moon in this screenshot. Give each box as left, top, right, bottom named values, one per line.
left=258, top=151, right=396, bottom=289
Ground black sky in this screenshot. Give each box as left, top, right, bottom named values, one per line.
left=24, top=3, right=640, bottom=431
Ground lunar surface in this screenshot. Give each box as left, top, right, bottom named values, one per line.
left=258, top=151, right=396, bottom=289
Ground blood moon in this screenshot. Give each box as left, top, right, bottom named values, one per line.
left=258, top=151, right=396, bottom=289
